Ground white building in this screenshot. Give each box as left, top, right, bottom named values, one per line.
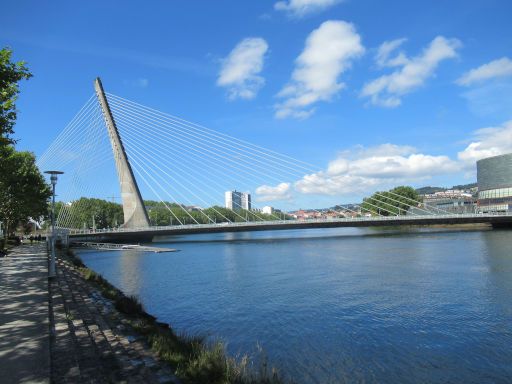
left=241, top=192, right=251, bottom=210
left=262, top=206, right=274, bottom=215
left=225, top=190, right=251, bottom=210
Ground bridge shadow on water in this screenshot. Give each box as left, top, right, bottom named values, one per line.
left=151, top=224, right=496, bottom=245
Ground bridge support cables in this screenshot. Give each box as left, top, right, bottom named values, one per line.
left=37, top=81, right=474, bottom=234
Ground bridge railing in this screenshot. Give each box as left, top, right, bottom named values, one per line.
left=63, top=211, right=512, bottom=236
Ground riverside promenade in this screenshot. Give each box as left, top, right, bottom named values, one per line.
left=0, top=244, right=50, bottom=383
left=0, top=243, right=179, bottom=383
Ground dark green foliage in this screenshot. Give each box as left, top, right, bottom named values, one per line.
left=0, top=47, right=32, bottom=146
left=415, top=186, right=447, bottom=195
left=361, top=186, right=420, bottom=216
left=55, top=197, right=124, bottom=229
left=415, top=182, right=477, bottom=195
left=115, top=295, right=145, bottom=315
left=0, top=48, right=48, bottom=243
left=451, top=182, right=477, bottom=190
left=146, top=201, right=291, bottom=226
left=55, top=197, right=290, bottom=229
left=0, top=146, right=51, bottom=238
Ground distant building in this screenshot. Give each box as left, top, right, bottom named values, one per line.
left=289, top=209, right=324, bottom=220
left=415, top=189, right=477, bottom=214
left=477, top=153, right=512, bottom=213
left=225, top=190, right=251, bottom=210
left=241, top=192, right=251, bottom=211
left=225, top=191, right=240, bottom=210
left=423, top=196, right=477, bottom=214
left=423, top=189, right=473, bottom=200
left=290, top=209, right=309, bottom=220
left=262, top=206, right=273, bottom=215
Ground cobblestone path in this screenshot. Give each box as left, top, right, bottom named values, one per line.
left=50, top=254, right=180, bottom=383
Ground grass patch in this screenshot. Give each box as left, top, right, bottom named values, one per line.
left=61, top=249, right=287, bottom=384
left=115, top=295, right=145, bottom=315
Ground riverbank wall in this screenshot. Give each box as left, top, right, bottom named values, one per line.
left=55, top=248, right=285, bottom=384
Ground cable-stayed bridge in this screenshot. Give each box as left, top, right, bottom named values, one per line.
left=37, top=78, right=512, bottom=243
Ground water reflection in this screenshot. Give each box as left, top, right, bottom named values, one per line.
left=79, top=227, right=512, bottom=383
left=118, top=250, right=144, bottom=293
left=482, top=230, right=512, bottom=317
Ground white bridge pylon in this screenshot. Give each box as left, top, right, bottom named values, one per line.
left=94, top=78, right=150, bottom=229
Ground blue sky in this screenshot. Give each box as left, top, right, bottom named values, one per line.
left=3, top=0, right=512, bottom=209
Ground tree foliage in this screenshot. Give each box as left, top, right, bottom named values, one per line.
left=360, top=186, right=420, bottom=216
left=146, top=200, right=289, bottom=226
left=0, top=47, right=32, bottom=146
left=0, top=146, right=51, bottom=235
left=55, top=198, right=124, bottom=229
left=54, top=198, right=291, bottom=229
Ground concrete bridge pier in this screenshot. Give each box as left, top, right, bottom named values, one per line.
left=94, top=78, right=150, bottom=230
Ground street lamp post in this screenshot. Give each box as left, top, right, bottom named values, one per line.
left=45, top=170, right=64, bottom=279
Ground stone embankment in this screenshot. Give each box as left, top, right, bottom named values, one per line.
left=0, top=243, right=179, bottom=383
left=51, top=252, right=181, bottom=383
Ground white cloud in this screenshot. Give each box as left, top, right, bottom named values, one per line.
left=348, top=143, right=417, bottom=159
left=458, top=120, right=512, bottom=165
left=295, top=173, right=381, bottom=195
left=274, top=0, right=342, bottom=17
left=282, top=122, right=512, bottom=197
left=255, top=182, right=292, bottom=201
left=275, top=20, right=365, bottom=119
left=362, top=36, right=461, bottom=107
left=217, top=37, right=269, bottom=100
left=349, top=153, right=458, bottom=178
left=375, top=38, right=408, bottom=68
left=456, top=57, right=512, bottom=86
left=326, top=157, right=350, bottom=175
left=295, top=144, right=459, bottom=195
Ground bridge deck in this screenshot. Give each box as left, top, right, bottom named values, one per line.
left=64, top=213, right=512, bottom=243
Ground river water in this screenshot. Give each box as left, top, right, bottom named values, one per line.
left=78, top=227, right=512, bottom=383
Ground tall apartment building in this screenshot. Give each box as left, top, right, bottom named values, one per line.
left=225, top=190, right=251, bottom=210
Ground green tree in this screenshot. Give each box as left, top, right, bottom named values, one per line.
left=145, top=201, right=290, bottom=225
left=51, top=197, right=291, bottom=229
left=58, top=197, right=123, bottom=229
left=1, top=47, right=32, bottom=146
left=361, top=186, right=420, bottom=216
left=0, top=146, right=51, bottom=239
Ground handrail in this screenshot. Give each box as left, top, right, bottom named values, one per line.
left=59, top=212, right=512, bottom=236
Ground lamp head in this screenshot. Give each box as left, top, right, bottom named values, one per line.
left=44, top=170, right=64, bottom=185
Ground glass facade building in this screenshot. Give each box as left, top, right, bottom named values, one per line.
left=476, top=153, right=512, bottom=213
left=225, top=190, right=251, bottom=211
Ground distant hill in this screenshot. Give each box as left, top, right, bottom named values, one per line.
left=415, top=186, right=446, bottom=195
left=452, top=182, right=477, bottom=190
left=415, top=182, right=477, bottom=195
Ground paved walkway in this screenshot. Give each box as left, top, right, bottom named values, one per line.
left=1, top=243, right=179, bottom=383
left=0, top=243, right=50, bottom=384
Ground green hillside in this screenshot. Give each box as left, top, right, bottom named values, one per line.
left=416, top=182, right=477, bottom=195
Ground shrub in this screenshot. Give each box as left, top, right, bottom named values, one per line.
left=115, top=295, right=144, bottom=315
